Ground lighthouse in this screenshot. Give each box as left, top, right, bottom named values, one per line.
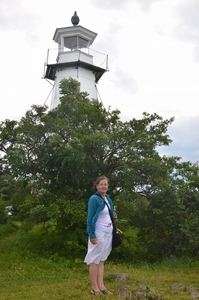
left=43, top=12, right=108, bottom=110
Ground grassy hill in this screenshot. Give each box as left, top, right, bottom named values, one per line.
left=0, top=223, right=199, bottom=300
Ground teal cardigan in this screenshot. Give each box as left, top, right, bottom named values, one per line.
left=86, top=191, right=114, bottom=239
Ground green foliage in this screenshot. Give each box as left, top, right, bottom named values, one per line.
left=18, top=193, right=88, bottom=256
left=1, top=78, right=199, bottom=261
left=0, top=201, right=8, bottom=224
left=59, top=76, right=81, bottom=95
left=0, top=221, right=19, bottom=238
left=110, top=220, right=141, bottom=263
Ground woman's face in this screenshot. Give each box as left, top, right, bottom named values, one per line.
left=96, top=179, right=108, bottom=194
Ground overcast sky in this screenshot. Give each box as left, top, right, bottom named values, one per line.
left=0, top=0, right=198, bottom=163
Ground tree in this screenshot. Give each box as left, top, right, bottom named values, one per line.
left=1, top=78, right=199, bottom=260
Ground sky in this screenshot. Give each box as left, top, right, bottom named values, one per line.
left=0, top=0, right=199, bottom=163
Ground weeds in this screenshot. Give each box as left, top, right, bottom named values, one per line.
left=0, top=225, right=199, bottom=299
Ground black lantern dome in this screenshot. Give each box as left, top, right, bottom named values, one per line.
left=71, top=11, right=80, bottom=26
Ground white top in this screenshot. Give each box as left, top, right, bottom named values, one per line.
left=95, top=197, right=112, bottom=233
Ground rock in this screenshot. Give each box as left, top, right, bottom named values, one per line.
left=133, top=290, right=147, bottom=299
left=116, top=285, right=130, bottom=292
left=171, top=283, right=185, bottom=292
left=115, top=285, right=130, bottom=300
left=107, top=273, right=130, bottom=282
left=190, top=292, right=199, bottom=299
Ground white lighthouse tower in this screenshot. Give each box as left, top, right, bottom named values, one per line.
left=43, top=12, right=108, bottom=110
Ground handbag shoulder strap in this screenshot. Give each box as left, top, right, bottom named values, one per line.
left=104, top=200, right=115, bottom=225
left=96, top=193, right=115, bottom=225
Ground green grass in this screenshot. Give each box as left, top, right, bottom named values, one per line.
left=0, top=226, right=199, bottom=299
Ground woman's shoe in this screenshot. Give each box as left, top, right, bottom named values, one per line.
left=91, top=289, right=103, bottom=295
left=101, top=289, right=113, bottom=294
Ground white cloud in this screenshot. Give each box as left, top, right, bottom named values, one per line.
left=193, top=46, right=199, bottom=63
left=172, top=0, right=199, bottom=47
left=93, top=0, right=162, bottom=12
left=111, top=67, right=139, bottom=95
left=159, top=115, right=199, bottom=163
left=0, top=0, right=41, bottom=44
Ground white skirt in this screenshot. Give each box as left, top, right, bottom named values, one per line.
left=84, top=230, right=112, bottom=265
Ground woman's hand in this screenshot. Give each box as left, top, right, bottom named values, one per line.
left=90, top=238, right=98, bottom=244
left=117, top=228, right=123, bottom=235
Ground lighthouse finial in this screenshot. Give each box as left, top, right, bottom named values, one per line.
left=71, top=11, right=80, bottom=26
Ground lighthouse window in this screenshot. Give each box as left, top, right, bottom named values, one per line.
left=64, top=36, right=88, bottom=50
left=64, top=36, right=77, bottom=49
left=78, top=37, right=88, bottom=48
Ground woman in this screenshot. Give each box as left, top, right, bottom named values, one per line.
left=84, top=175, right=122, bottom=295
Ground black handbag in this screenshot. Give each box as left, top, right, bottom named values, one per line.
left=104, top=201, right=122, bottom=249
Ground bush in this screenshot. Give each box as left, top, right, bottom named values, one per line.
left=0, top=201, right=9, bottom=224
left=0, top=221, right=19, bottom=238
